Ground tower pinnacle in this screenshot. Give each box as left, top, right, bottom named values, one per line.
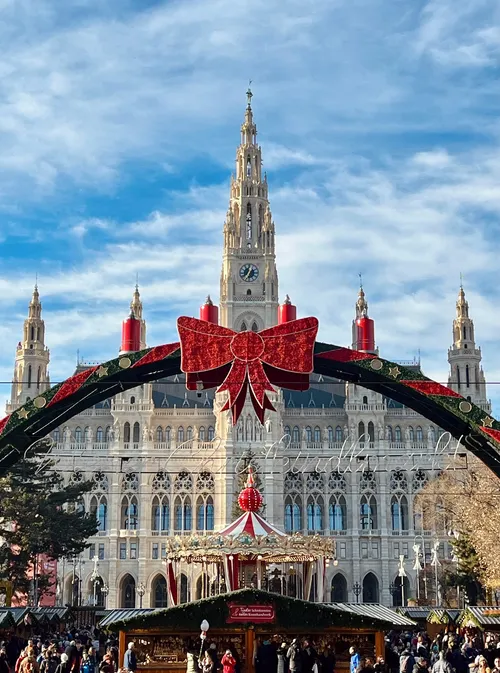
left=9, top=286, right=50, bottom=409
left=220, top=89, right=278, bottom=331
left=448, top=285, right=490, bottom=411
left=352, top=283, right=375, bottom=353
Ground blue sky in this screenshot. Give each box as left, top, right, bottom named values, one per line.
left=1, top=0, right=500, bottom=412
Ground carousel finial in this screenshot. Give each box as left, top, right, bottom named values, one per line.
left=238, top=466, right=263, bottom=512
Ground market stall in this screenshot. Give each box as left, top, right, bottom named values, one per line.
left=102, top=587, right=415, bottom=673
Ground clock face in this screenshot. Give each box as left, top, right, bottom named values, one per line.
left=240, top=263, right=259, bottom=282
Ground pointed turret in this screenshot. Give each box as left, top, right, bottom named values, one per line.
left=352, top=280, right=376, bottom=353
left=448, top=284, right=490, bottom=411
left=9, top=285, right=50, bottom=408
left=129, top=284, right=147, bottom=349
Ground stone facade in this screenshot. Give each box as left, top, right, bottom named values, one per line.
left=6, top=93, right=492, bottom=610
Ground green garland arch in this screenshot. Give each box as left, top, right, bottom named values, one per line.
left=0, top=340, right=499, bottom=476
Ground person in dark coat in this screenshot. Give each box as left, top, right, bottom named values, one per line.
left=256, top=640, right=278, bottom=673
left=65, top=642, right=82, bottom=673
left=302, top=642, right=317, bottom=673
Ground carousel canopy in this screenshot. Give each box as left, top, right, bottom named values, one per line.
left=165, top=468, right=335, bottom=563
left=100, top=588, right=415, bottom=632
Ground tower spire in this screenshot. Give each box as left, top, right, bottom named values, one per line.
left=219, top=87, right=278, bottom=331
left=448, top=284, right=490, bottom=410
left=9, top=286, right=50, bottom=409
left=129, top=283, right=146, bottom=349
left=352, top=281, right=376, bottom=353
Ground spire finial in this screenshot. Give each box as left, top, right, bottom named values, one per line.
left=460, top=272, right=463, bottom=290
left=135, top=271, right=139, bottom=292
left=246, top=80, right=253, bottom=108
left=359, top=272, right=363, bottom=290
left=35, top=273, right=38, bottom=291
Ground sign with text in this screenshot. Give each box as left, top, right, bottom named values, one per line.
left=226, top=603, right=275, bottom=624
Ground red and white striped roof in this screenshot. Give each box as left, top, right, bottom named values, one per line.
left=218, top=511, right=286, bottom=538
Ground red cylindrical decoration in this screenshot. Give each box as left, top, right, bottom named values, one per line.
left=278, top=294, right=297, bottom=324
left=356, top=316, right=375, bottom=353
left=120, top=312, right=141, bottom=353
left=200, top=296, right=219, bottom=324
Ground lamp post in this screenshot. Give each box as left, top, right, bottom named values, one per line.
left=137, top=582, right=146, bottom=608
left=413, top=543, right=423, bottom=602
left=101, top=584, right=109, bottom=608
left=352, top=582, right=361, bottom=604
left=430, top=540, right=441, bottom=606
left=90, top=557, right=101, bottom=607
left=398, top=555, right=407, bottom=607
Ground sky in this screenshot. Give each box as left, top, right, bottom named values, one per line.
left=0, top=0, right=500, bottom=413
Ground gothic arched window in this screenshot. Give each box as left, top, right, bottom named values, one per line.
left=246, top=203, right=252, bottom=239
left=362, top=573, right=379, bottom=603
left=207, top=426, right=215, bottom=441
left=96, top=427, right=103, bottom=442
left=75, top=427, right=82, bottom=443
left=121, top=496, right=139, bottom=530
left=387, top=425, right=393, bottom=442
left=251, top=321, right=258, bottom=332
left=305, top=426, right=312, bottom=442
left=121, top=575, right=136, bottom=608
left=124, top=422, right=130, bottom=443
left=358, top=421, right=365, bottom=444
left=27, top=365, right=32, bottom=388
left=394, top=426, right=402, bottom=442
left=416, top=426, right=423, bottom=442
left=391, top=495, right=408, bottom=531
left=174, top=496, right=192, bottom=532
left=156, top=426, right=163, bottom=442
left=152, top=575, right=168, bottom=608
left=132, top=422, right=140, bottom=443
left=178, top=427, right=184, bottom=443
left=199, top=426, right=206, bottom=441
left=152, top=496, right=169, bottom=533
left=329, top=496, right=347, bottom=531
left=241, top=321, right=247, bottom=331
left=335, top=425, right=343, bottom=442
left=292, top=426, right=300, bottom=443
left=284, top=495, right=302, bottom=532
left=306, top=495, right=324, bottom=532
left=331, top=574, right=348, bottom=602
left=53, top=428, right=60, bottom=443
left=360, top=495, right=378, bottom=530
left=196, top=496, right=214, bottom=531
left=314, top=426, right=321, bottom=443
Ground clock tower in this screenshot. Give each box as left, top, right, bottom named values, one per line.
left=219, top=88, right=279, bottom=331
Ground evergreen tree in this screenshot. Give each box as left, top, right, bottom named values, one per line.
left=232, top=450, right=265, bottom=518
left=0, top=442, right=97, bottom=602
left=451, top=533, right=485, bottom=605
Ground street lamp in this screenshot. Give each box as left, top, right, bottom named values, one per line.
left=101, top=584, right=109, bottom=608
left=413, top=543, right=423, bottom=602
left=90, top=557, right=101, bottom=607
left=430, top=540, right=441, bottom=606
left=398, top=555, right=407, bottom=607
left=352, top=582, right=362, bottom=604
left=137, top=582, right=146, bottom=608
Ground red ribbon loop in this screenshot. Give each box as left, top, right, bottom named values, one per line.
left=177, top=316, right=319, bottom=425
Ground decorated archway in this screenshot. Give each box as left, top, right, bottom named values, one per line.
left=1, top=316, right=499, bottom=477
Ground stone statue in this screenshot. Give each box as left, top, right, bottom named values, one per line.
left=323, top=427, right=329, bottom=442
left=427, top=426, right=435, bottom=444
left=405, top=427, right=411, bottom=441
left=378, top=423, right=384, bottom=440
left=143, top=425, right=149, bottom=441
left=113, top=421, right=120, bottom=441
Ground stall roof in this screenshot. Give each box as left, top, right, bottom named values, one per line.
left=32, top=607, right=71, bottom=621
left=327, top=603, right=416, bottom=628
left=428, top=609, right=461, bottom=625
left=459, top=607, right=500, bottom=629
left=397, top=607, right=433, bottom=621
left=0, top=609, right=15, bottom=629
left=100, top=609, right=154, bottom=628
left=100, top=589, right=416, bottom=632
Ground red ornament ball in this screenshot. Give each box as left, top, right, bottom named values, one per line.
left=238, top=486, right=263, bottom=512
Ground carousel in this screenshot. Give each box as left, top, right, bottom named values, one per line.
left=165, top=469, right=336, bottom=605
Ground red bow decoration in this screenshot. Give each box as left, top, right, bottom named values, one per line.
left=177, top=316, right=319, bottom=424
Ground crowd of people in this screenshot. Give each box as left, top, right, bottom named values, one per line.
left=0, top=630, right=119, bottom=673
left=382, top=629, right=500, bottom=673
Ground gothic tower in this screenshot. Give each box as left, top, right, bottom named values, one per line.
left=219, top=89, right=279, bottom=331
left=10, top=285, right=50, bottom=408
left=447, top=285, right=490, bottom=411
